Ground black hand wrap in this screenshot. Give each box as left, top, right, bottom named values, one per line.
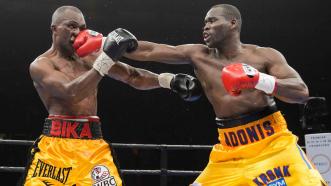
left=170, top=74, right=202, bottom=102
left=103, top=28, right=138, bottom=61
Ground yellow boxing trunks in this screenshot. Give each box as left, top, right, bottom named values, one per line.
left=192, top=106, right=327, bottom=186
left=22, top=115, right=122, bottom=186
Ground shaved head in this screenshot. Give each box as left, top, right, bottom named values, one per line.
left=51, top=6, right=83, bottom=26
left=211, top=4, right=242, bottom=32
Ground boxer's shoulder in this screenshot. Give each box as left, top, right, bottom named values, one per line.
left=240, top=44, right=275, bottom=64
left=181, top=44, right=210, bottom=59
left=30, top=56, right=54, bottom=72
left=32, top=49, right=56, bottom=65
left=187, top=44, right=209, bottom=53
left=248, top=45, right=282, bottom=59
left=29, top=53, right=60, bottom=82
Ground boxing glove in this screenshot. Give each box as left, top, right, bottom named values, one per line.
left=103, top=28, right=138, bottom=61
left=158, top=73, right=202, bottom=101
left=73, top=29, right=137, bottom=76
left=221, top=63, right=276, bottom=96
left=73, top=29, right=103, bottom=57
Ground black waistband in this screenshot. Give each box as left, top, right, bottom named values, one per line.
left=216, top=105, right=278, bottom=129
left=42, top=118, right=103, bottom=139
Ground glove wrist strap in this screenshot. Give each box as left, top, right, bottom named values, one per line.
left=255, top=72, right=276, bottom=94
left=93, top=52, right=115, bottom=76
left=158, top=73, right=174, bottom=89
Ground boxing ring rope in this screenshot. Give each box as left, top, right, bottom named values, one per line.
left=0, top=139, right=211, bottom=186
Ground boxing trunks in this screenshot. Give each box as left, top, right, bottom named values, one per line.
left=192, top=106, right=327, bottom=186
left=22, top=115, right=122, bottom=186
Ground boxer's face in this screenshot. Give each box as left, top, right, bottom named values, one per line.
left=203, top=7, right=233, bottom=48
left=53, top=10, right=86, bottom=56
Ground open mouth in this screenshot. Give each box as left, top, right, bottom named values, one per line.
left=70, top=38, right=75, bottom=44
left=70, top=37, right=77, bottom=49
left=203, top=32, right=211, bottom=42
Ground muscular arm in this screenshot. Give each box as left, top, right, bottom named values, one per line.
left=263, top=48, right=309, bottom=103
left=30, top=57, right=102, bottom=103
left=124, top=41, right=202, bottom=64
left=107, top=62, right=160, bottom=90
left=82, top=51, right=160, bottom=90
left=82, top=50, right=202, bottom=99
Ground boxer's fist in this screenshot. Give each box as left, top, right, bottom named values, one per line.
left=171, top=74, right=202, bottom=101
left=221, top=63, right=276, bottom=96
left=103, top=28, right=138, bottom=61
left=158, top=73, right=202, bottom=101
left=73, top=30, right=103, bottom=57
left=73, top=30, right=117, bottom=76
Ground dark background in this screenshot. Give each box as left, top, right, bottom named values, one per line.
left=0, top=0, right=330, bottom=185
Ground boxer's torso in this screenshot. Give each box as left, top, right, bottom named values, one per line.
left=190, top=44, right=275, bottom=118
left=32, top=49, right=97, bottom=116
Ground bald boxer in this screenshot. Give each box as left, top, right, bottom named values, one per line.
left=123, top=4, right=327, bottom=186
left=21, top=6, right=201, bottom=186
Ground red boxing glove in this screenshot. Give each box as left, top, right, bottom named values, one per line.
left=74, top=29, right=117, bottom=76
left=73, top=29, right=103, bottom=57
left=221, top=63, right=276, bottom=96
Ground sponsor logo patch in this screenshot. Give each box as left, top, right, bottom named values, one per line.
left=242, top=63, right=257, bottom=78
left=91, top=165, right=117, bottom=186
left=42, top=180, right=54, bottom=186
left=108, top=31, right=124, bottom=44
left=253, top=165, right=290, bottom=186
left=267, top=178, right=287, bottom=186
left=87, top=30, right=100, bottom=37
left=32, top=159, right=72, bottom=184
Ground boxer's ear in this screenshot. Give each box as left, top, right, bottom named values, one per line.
left=51, top=25, right=56, bottom=33
left=230, top=19, right=237, bottom=30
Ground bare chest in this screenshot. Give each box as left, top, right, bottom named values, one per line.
left=190, top=52, right=272, bottom=116
left=192, top=53, right=265, bottom=92
left=55, top=59, right=89, bottom=80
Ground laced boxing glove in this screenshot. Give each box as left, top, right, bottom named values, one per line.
left=221, top=63, right=277, bottom=96
left=73, top=28, right=138, bottom=76
left=103, top=28, right=138, bottom=61
left=158, top=73, right=202, bottom=101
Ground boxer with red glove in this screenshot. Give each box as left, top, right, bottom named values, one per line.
left=221, top=63, right=276, bottom=96
left=74, top=29, right=202, bottom=101
left=73, top=29, right=103, bottom=57
left=73, top=28, right=138, bottom=76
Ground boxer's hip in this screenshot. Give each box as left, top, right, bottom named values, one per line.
left=216, top=105, right=289, bottom=148
left=24, top=135, right=121, bottom=186
left=212, top=105, right=296, bottom=161
left=42, top=115, right=103, bottom=139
